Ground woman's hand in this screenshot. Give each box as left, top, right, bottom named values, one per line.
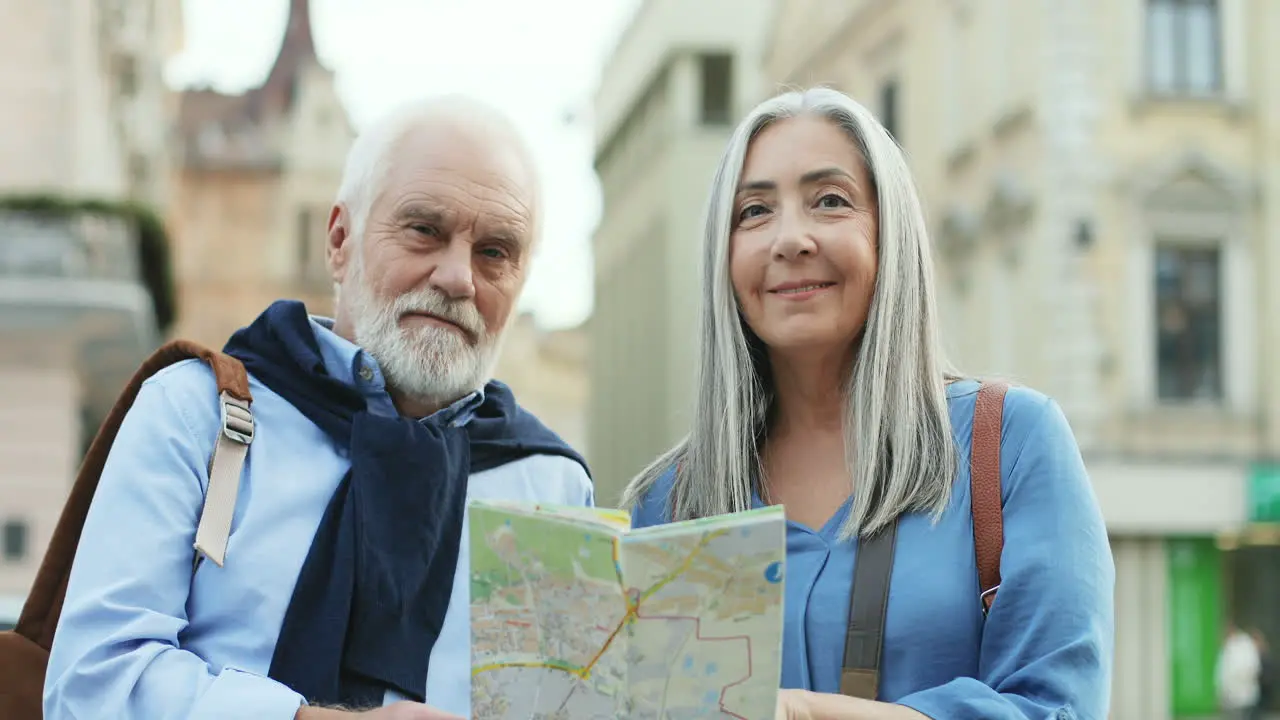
left=775, top=689, right=813, bottom=720
left=775, top=689, right=930, bottom=719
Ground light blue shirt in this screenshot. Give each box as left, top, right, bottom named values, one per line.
left=633, top=381, right=1115, bottom=719
left=44, top=318, right=595, bottom=720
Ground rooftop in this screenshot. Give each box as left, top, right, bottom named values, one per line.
left=177, top=0, right=325, bottom=170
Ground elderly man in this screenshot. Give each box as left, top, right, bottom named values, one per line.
left=43, top=97, right=593, bottom=720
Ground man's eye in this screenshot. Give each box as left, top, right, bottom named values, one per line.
left=480, top=247, right=507, bottom=259
left=411, top=224, right=437, bottom=236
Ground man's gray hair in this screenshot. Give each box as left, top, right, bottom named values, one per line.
left=333, top=95, right=541, bottom=246
left=620, top=87, right=961, bottom=540
left=334, top=99, right=440, bottom=244
left=330, top=95, right=542, bottom=306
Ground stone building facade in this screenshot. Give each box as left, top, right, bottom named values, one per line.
left=167, top=0, right=353, bottom=348
left=0, top=0, right=181, bottom=619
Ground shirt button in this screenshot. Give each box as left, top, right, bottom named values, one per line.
left=358, top=366, right=374, bottom=382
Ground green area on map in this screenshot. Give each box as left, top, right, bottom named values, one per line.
left=468, top=500, right=786, bottom=720
left=469, top=504, right=619, bottom=603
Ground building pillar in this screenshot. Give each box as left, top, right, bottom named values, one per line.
left=1038, top=0, right=1105, bottom=451
left=0, top=337, right=81, bottom=599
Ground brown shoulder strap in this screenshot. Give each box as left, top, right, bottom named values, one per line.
left=838, top=379, right=1010, bottom=699
left=15, top=340, right=251, bottom=650
left=971, top=381, right=1008, bottom=616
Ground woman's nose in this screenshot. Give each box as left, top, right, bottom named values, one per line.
left=772, top=210, right=818, bottom=260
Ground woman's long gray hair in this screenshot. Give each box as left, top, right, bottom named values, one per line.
left=620, top=87, right=960, bottom=539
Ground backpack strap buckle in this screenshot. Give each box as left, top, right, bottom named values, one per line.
left=219, top=392, right=254, bottom=444
left=194, top=391, right=255, bottom=569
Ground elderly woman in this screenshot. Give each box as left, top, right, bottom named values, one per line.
left=623, top=87, right=1114, bottom=719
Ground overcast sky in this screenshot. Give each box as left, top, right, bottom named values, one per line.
left=166, top=0, right=641, bottom=330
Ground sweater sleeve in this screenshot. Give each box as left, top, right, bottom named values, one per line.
left=896, top=396, right=1115, bottom=720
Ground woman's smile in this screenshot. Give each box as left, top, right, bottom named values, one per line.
left=768, top=280, right=838, bottom=301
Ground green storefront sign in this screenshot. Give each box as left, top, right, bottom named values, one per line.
left=1249, top=463, right=1280, bottom=523
left=1167, top=537, right=1222, bottom=717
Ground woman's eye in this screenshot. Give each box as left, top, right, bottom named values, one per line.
left=817, top=193, right=850, bottom=209
left=739, top=204, right=768, bottom=221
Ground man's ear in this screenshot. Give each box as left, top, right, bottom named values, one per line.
left=327, top=204, right=352, bottom=285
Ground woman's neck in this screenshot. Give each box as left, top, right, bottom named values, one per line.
left=768, top=346, right=852, bottom=435
left=760, top=345, right=857, bottom=525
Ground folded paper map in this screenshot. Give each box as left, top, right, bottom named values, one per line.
left=468, top=500, right=786, bottom=720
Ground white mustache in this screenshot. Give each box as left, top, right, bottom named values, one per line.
left=390, top=289, right=485, bottom=337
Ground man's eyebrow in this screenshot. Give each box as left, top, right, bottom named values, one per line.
left=393, top=204, right=448, bottom=224
left=390, top=201, right=530, bottom=242
left=483, top=219, right=530, bottom=244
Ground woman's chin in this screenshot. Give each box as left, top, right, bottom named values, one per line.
left=757, top=329, right=859, bottom=360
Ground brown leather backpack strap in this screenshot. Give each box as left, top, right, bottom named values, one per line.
left=971, top=381, right=1009, bottom=616
left=184, top=340, right=250, bottom=402
left=840, top=518, right=899, bottom=699
left=17, top=341, right=250, bottom=649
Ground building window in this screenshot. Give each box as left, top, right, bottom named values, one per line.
left=128, top=153, right=149, bottom=190
left=2, top=520, right=27, bottom=562
left=117, top=55, right=138, bottom=97
left=1146, top=0, right=1221, bottom=96
left=1154, top=242, right=1222, bottom=401
left=698, top=53, right=733, bottom=125
left=879, top=77, right=900, bottom=142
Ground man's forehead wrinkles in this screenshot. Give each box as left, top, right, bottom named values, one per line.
left=398, top=162, right=531, bottom=194
left=389, top=175, right=529, bottom=215
left=398, top=173, right=531, bottom=205
left=483, top=196, right=532, bottom=225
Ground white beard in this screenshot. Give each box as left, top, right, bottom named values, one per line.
left=343, top=256, right=497, bottom=407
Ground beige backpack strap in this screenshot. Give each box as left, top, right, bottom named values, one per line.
left=17, top=340, right=234, bottom=650
left=1, top=340, right=250, bottom=720
left=192, top=350, right=254, bottom=569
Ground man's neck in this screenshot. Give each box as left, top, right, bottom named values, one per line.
left=389, top=388, right=456, bottom=420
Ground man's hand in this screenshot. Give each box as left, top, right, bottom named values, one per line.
left=356, top=702, right=463, bottom=720
left=296, top=701, right=463, bottom=719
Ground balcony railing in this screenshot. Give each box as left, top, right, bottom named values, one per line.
left=0, top=195, right=175, bottom=333
left=0, top=211, right=140, bottom=283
